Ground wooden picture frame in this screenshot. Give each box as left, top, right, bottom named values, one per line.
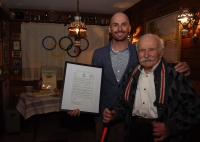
left=13, top=41, right=20, bottom=50
left=12, top=33, right=21, bottom=40
left=13, top=59, right=21, bottom=66
left=145, top=11, right=180, bottom=62
left=12, top=51, right=22, bottom=58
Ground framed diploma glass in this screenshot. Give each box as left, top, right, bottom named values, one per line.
left=60, top=62, right=103, bottom=114
left=41, top=66, right=57, bottom=90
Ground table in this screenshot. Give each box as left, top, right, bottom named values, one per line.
left=16, top=92, right=62, bottom=140
left=16, top=92, right=61, bottom=119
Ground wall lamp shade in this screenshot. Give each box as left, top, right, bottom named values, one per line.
left=127, top=34, right=133, bottom=42
left=177, top=8, right=199, bottom=36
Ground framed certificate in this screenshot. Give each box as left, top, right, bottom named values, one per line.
left=60, top=62, right=103, bottom=114
left=41, top=66, right=57, bottom=90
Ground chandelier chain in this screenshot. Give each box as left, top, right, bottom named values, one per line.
left=77, top=0, right=79, bottom=16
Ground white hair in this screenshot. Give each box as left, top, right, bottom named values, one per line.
left=136, top=34, right=164, bottom=53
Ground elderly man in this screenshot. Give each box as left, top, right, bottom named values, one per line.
left=103, top=34, right=200, bottom=142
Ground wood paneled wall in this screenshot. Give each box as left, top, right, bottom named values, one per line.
left=124, top=0, right=200, bottom=38
left=181, top=37, right=200, bottom=95
left=124, top=0, right=200, bottom=94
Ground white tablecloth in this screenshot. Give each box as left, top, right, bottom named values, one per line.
left=16, top=92, right=61, bottom=119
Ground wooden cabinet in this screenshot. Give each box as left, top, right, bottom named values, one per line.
left=0, top=20, right=9, bottom=76
left=0, top=77, right=9, bottom=137
left=0, top=3, right=10, bottom=138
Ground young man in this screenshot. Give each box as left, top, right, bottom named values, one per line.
left=103, top=34, right=200, bottom=142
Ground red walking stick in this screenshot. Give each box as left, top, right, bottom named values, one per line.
left=101, top=108, right=113, bottom=142
left=100, top=125, right=108, bottom=142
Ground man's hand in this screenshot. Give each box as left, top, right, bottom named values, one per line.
left=152, top=121, right=168, bottom=141
left=67, top=109, right=80, bottom=116
left=174, top=61, right=190, bottom=76
left=103, top=108, right=116, bottom=123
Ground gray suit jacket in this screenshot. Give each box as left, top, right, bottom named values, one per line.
left=92, top=41, right=138, bottom=122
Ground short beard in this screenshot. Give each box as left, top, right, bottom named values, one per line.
left=112, top=32, right=128, bottom=42
left=112, top=36, right=127, bottom=42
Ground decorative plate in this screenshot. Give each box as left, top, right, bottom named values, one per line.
left=48, top=11, right=58, bottom=21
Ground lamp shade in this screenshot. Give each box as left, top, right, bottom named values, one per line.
left=177, top=9, right=194, bottom=27
left=127, top=34, right=133, bottom=42
left=68, top=16, right=87, bottom=34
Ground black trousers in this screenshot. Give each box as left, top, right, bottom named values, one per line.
left=128, top=116, right=155, bottom=142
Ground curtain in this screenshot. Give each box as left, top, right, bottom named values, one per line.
left=21, top=22, right=109, bottom=80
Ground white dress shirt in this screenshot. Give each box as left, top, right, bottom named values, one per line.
left=132, top=60, right=161, bottom=119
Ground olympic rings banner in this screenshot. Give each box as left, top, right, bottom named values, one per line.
left=42, top=36, right=89, bottom=58
left=21, top=22, right=109, bottom=81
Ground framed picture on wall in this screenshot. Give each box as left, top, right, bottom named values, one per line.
left=13, top=59, right=21, bottom=66
left=13, top=41, right=21, bottom=50
left=145, top=11, right=180, bottom=62
left=41, top=66, right=57, bottom=90
left=12, top=33, right=21, bottom=40
left=12, top=51, right=22, bottom=58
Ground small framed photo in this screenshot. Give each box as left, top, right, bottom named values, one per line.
left=13, top=41, right=20, bottom=50
left=12, top=33, right=21, bottom=40
left=13, top=59, right=21, bottom=66
left=12, top=51, right=22, bottom=58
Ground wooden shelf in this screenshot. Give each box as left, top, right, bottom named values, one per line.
left=11, top=19, right=109, bottom=26
left=0, top=7, right=11, bottom=21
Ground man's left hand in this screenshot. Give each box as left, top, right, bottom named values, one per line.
left=174, top=61, right=190, bottom=76
left=67, top=109, right=80, bottom=116
left=152, top=121, right=168, bottom=141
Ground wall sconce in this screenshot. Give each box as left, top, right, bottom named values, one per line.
left=68, top=0, right=87, bottom=47
left=177, top=7, right=199, bottom=36
left=127, top=33, right=133, bottom=43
